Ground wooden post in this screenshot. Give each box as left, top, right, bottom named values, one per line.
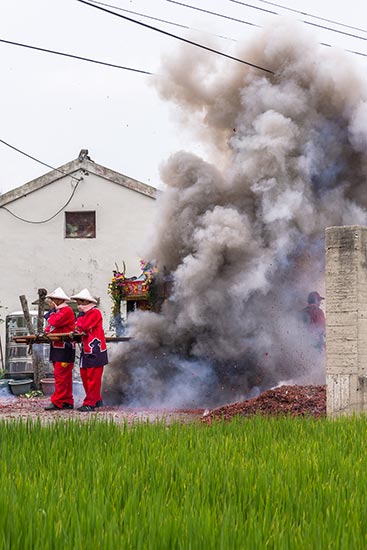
left=19, top=293, right=47, bottom=390
left=19, top=295, right=35, bottom=335
left=0, top=336, right=4, bottom=371
left=35, top=288, right=49, bottom=386
left=37, top=288, right=47, bottom=333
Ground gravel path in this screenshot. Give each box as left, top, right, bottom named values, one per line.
left=0, top=385, right=326, bottom=424
left=0, top=394, right=204, bottom=423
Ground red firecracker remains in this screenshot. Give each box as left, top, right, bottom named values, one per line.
left=202, top=385, right=326, bottom=423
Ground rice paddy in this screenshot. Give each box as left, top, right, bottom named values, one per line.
left=0, top=415, right=366, bottom=549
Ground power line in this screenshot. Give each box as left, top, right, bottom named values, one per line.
left=0, top=38, right=153, bottom=75
left=0, top=138, right=83, bottom=183
left=87, top=0, right=367, bottom=52
left=0, top=180, right=81, bottom=224
left=1, top=5, right=363, bottom=86
left=321, top=42, right=367, bottom=58
left=86, top=1, right=367, bottom=60
left=164, top=0, right=367, bottom=58
left=250, top=0, right=367, bottom=35
left=228, top=0, right=367, bottom=43
left=302, top=19, right=367, bottom=42
left=87, top=0, right=236, bottom=41
left=165, top=0, right=261, bottom=29
left=76, top=0, right=274, bottom=74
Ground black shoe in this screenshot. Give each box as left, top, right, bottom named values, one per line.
left=95, top=400, right=104, bottom=408
left=62, top=403, right=74, bottom=410
left=44, top=403, right=61, bottom=411
left=77, top=405, right=95, bottom=412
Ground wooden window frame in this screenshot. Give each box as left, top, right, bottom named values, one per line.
left=65, top=211, right=96, bottom=239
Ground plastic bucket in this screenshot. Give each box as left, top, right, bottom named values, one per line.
left=8, top=379, right=33, bottom=396
left=40, top=378, right=55, bottom=396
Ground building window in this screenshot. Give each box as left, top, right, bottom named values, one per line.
left=65, top=211, right=96, bottom=238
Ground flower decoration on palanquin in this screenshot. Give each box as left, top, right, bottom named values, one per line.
left=140, top=259, right=158, bottom=284
left=108, top=262, right=126, bottom=314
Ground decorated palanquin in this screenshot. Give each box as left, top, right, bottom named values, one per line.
left=122, top=279, right=150, bottom=301
left=108, top=261, right=164, bottom=322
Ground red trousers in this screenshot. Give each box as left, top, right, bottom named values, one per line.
left=51, top=362, right=74, bottom=408
left=80, top=367, right=104, bottom=407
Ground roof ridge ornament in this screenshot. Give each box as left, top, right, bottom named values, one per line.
left=78, top=149, right=91, bottom=162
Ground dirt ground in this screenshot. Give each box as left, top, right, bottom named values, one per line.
left=0, top=392, right=204, bottom=423
left=0, top=384, right=326, bottom=424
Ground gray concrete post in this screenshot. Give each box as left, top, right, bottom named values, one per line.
left=326, top=225, right=367, bottom=417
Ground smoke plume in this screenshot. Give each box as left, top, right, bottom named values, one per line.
left=103, top=20, right=367, bottom=408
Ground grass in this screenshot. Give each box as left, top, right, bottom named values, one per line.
left=0, top=416, right=366, bottom=549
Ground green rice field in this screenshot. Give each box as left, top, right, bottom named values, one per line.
left=0, top=416, right=367, bottom=549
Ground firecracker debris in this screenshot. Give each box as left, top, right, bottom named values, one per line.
left=202, top=385, right=326, bottom=423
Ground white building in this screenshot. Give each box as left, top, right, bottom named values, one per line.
left=0, top=150, right=158, bottom=357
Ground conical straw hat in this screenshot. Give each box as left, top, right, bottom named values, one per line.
left=70, top=288, right=97, bottom=304
left=46, top=287, right=70, bottom=301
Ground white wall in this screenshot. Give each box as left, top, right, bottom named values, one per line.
left=0, top=168, right=157, bottom=350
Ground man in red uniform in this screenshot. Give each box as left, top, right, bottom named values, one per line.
left=302, top=291, right=326, bottom=351
left=44, top=287, right=76, bottom=411
left=71, top=288, right=108, bottom=412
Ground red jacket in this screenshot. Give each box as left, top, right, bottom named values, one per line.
left=302, top=304, right=326, bottom=350
left=75, top=307, right=108, bottom=368
left=44, top=305, right=76, bottom=363
left=302, top=304, right=325, bottom=332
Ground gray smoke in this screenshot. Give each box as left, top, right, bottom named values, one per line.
left=103, top=20, right=367, bottom=408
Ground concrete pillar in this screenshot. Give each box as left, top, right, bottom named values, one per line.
left=326, top=225, right=367, bottom=417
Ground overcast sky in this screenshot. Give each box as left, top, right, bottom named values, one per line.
left=0, top=0, right=366, bottom=194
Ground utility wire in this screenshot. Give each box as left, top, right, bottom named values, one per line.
left=76, top=0, right=273, bottom=74
left=250, top=0, right=367, bottom=35
left=228, top=0, right=367, bottom=42
left=87, top=0, right=236, bottom=41
left=1, top=6, right=364, bottom=85
left=302, top=19, right=367, bottom=42
left=0, top=38, right=153, bottom=75
left=0, top=137, right=83, bottom=223
left=0, top=138, right=83, bottom=183
left=321, top=42, right=367, bottom=58
left=87, top=0, right=367, bottom=56
left=1, top=180, right=81, bottom=224
left=164, top=0, right=367, bottom=57
left=165, top=0, right=260, bottom=28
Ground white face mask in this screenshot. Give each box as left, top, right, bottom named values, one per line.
left=78, top=303, right=94, bottom=313
left=55, top=302, right=68, bottom=310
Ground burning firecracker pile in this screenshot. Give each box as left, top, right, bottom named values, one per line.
left=202, top=385, right=326, bottom=423
left=104, top=17, right=367, bottom=409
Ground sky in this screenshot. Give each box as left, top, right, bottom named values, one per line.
left=0, top=0, right=366, bottom=194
